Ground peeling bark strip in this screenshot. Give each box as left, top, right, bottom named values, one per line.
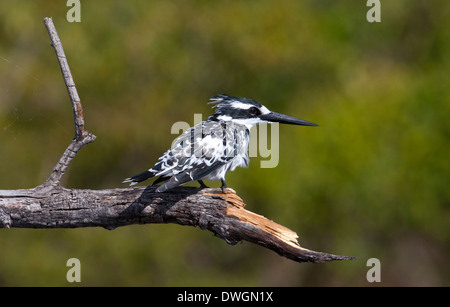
left=0, top=18, right=355, bottom=264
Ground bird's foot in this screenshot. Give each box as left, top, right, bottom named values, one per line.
left=198, top=180, right=208, bottom=189
left=220, top=179, right=227, bottom=193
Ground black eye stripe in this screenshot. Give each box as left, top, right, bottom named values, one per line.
left=218, top=107, right=261, bottom=119
left=249, top=107, right=261, bottom=116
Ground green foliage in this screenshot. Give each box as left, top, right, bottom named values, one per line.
left=0, top=1, right=449, bottom=286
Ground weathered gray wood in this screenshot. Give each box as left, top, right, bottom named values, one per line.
left=43, top=17, right=85, bottom=139
left=0, top=186, right=354, bottom=263
left=42, top=17, right=96, bottom=187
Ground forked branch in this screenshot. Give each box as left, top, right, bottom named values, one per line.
left=42, top=17, right=96, bottom=188
left=0, top=18, right=355, bottom=264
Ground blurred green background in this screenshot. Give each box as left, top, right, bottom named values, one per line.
left=0, top=0, right=449, bottom=286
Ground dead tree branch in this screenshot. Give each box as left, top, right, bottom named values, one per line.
left=0, top=17, right=355, bottom=264
left=41, top=17, right=96, bottom=188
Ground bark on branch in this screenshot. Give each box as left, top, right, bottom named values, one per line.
left=0, top=17, right=355, bottom=264
left=41, top=17, right=96, bottom=188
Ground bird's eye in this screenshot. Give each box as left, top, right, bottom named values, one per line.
left=249, top=107, right=261, bottom=116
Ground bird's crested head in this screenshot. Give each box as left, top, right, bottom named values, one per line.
left=207, top=94, right=318, bottom=129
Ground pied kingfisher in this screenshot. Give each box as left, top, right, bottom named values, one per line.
left=123, top=94, right=317, bottom=192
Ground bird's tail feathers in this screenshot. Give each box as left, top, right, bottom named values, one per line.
left=123, top=170, right=155, bottom=186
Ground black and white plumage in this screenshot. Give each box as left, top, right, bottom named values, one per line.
left=123, top=94, right=317, bottom=192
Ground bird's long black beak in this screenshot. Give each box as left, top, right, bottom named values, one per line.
left=259, top=112, right=318, bottom=126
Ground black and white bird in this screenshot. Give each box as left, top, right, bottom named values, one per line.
left=123, top=94, right=317, bottom=192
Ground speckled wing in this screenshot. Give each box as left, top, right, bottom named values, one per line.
left=155, top=120, right=249, bottom=192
